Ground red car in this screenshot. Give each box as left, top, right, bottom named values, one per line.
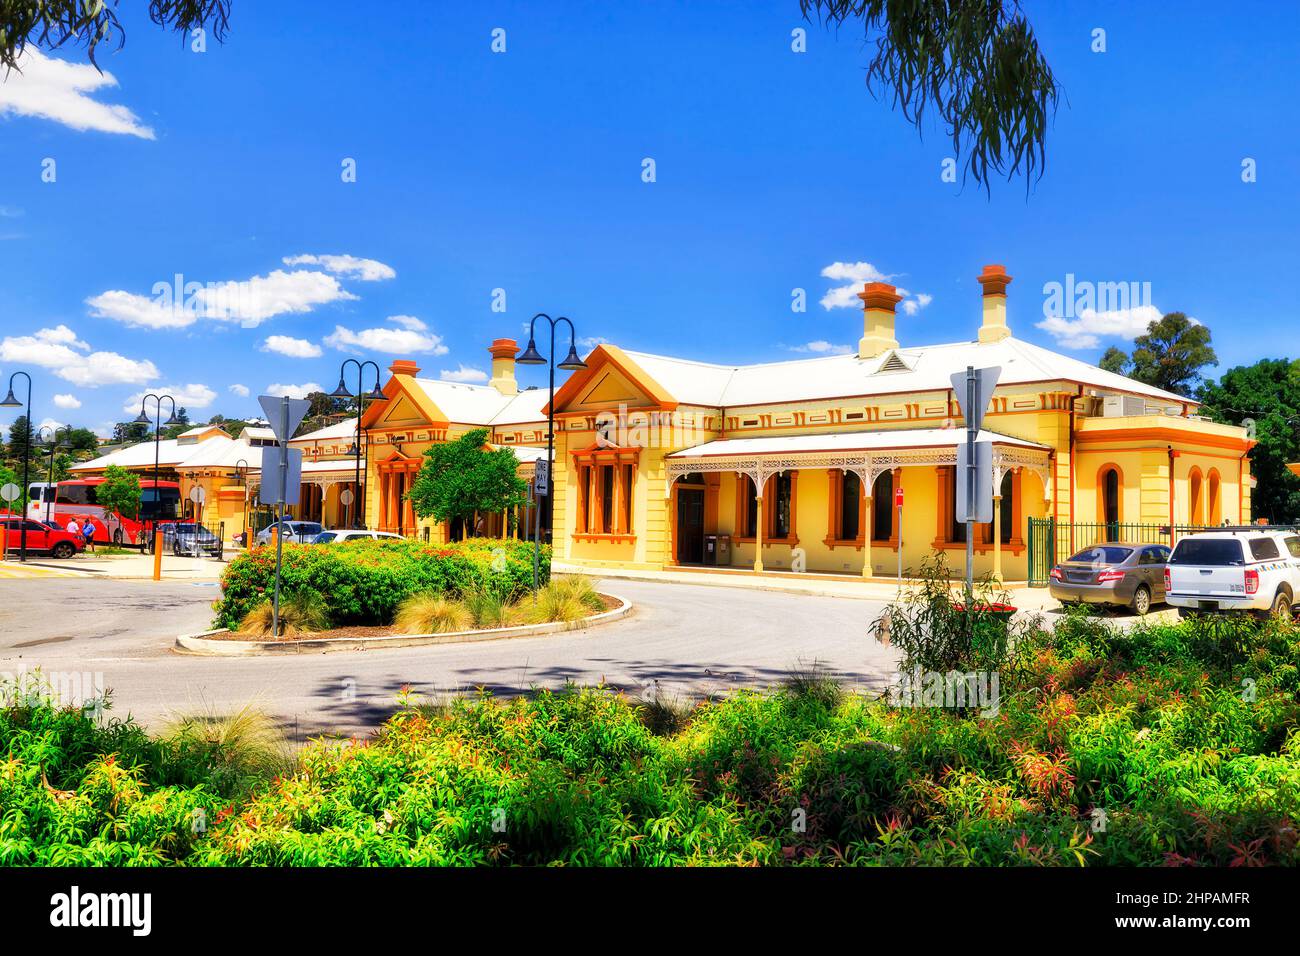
left=1, top=516, right=86, bottom=559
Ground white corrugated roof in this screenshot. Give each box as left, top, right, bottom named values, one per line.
left=667, top=428, right=1048, bottom=459
left=622, top=336, right=1191, bottom=409
left=290, top=418, right=357, bottom=444
left=409, top=379, right=549, bottom=426
left=507, top=445, right=549, bottom=463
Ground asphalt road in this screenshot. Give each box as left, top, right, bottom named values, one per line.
left=0, top=577, right=898, bottom=739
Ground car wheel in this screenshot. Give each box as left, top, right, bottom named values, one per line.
left=51, top=542, right=75, bottom=559
left=1132, top=585, right=1151, bottom=616
left=1270, top=590, right=1293, bottom=620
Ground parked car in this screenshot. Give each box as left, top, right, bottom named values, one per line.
left=1165, top=530, right=1300, bottom=618
left=1, top=517, right=86, bottom=559
left=255, top=520, right=324, bottom=546
left=312, top=529, right=405, bottom=544
left=154, top=521, right=223, bottom=557
left=1049, top=542, right=1170, bottom=615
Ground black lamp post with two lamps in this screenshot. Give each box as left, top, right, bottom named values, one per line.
left=36, top=424, right=72, bottom=524
left=133, top=394, right=183, bottom=549
left=1, top=372, right=34, bottom=561
left=329, top=360, right=384, bottom=529
left=516, top=314, right=587, bottom=588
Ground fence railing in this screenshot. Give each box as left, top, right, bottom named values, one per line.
left=1027, top=520, right=1200, bottom=587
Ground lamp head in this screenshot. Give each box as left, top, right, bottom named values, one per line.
left=558, top=345, right=587, bottom=371
left=516, top=340, right=546, bottom=365
left=330, top=378, right=353, bottom=399
left=0, top=389, right=19, bottom=408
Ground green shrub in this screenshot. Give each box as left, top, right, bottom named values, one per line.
left=5, top=609, right=1300, bottom=868
left=237, top=591, right=331, bottom=636
left=393, top=593, right=473, bottom=634
left=214, top=537, right=548, bottom=629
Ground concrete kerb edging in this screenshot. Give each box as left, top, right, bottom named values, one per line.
left=174, top=592, right=633, bottom=656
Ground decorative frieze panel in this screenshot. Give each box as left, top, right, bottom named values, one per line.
left=665, top=444, right=1052, bottom=502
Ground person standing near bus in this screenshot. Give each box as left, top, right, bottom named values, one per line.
left=82, top=518, right=96, bottom=552
left=65, top=517, right=80, bottom=539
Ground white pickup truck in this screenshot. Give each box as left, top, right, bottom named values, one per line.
left=1165, top=530, right=1300, bottom=618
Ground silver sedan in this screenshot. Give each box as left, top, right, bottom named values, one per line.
left=1049, top=542, right=1170, bottom=615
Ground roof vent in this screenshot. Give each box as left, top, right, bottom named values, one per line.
left=877, top=351, right=910, bottom=374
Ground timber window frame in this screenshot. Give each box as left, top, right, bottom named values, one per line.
left=572, top=444, right=639, bottom=543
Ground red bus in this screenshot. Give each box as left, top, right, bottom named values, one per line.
left=27, top=477, right=181, bottom=545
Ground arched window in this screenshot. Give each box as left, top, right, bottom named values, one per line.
left=1189, top=468, right=1204, bottom=526
left=1207, top=469, right=1222, bottom=526
left=872, top=470, right=894, bottom=542
left=999, top=470, right=1014, bottom=543
left=1100, top=465, right=1121, bottom=540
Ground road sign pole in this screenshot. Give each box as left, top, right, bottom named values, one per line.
left=271, top=399, right=289, bottom=639
left=965, top=366, right=976, bottom=597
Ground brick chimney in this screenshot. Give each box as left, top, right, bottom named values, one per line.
left=487, top=338, right=519, bottom=395
left=857, top=282, right=903, bottom=359
left=977, top=264, right=1013, bottom=343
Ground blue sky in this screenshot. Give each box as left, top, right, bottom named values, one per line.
left=1, top=0, right=1297, bottom=436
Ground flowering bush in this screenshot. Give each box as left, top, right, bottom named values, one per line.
left=212, top=537, right=548, bottom=629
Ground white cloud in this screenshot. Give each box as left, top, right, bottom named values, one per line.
left=0, top=324, right=158, bottom=386
left=262, top=335, right=322, bottom=358
left=265, top=382, right=323, bottom=399
left=0, top=48, right=155, bottom=138
left=439, top=365, right=489, bottom=383
left=52, top=393, right=81, bottom=409
left=324, top=324, right=447, bottom=355
left=1036, top=305, right=1164, bottom=350
left=37, top=417, right=65, bottom=432
left=821, top=261, right=895, bottom=284
left=788, top=340, right=853, bottom=355
left=282, top=254, right=396, bottom=282
left=229, top=383, right=250, bottom=397
left=122, top=384, right=216, bottom=414
left=818, top=261, right=931, bottom=315
left=577, top=335, right=608, bottom=349
left=88, top=269, right=358, bottom=330
left=386, top=314, right=426, bottom=331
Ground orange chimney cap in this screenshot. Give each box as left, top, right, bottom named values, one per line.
left=858, top=281, right=904, bottom=311
left=977, top=264, right=1013, bottom=296
left=488, top=338, right=519, bottom=359
left=388, top=360, right=421, bottom=376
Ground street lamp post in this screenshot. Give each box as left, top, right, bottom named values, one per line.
left=1, top=372, right=34, bottom=561
left=134, top=394, right=183, bottom=549
left=516, top=313, right=587, bottom=589
left=330, top=360, right=384, bottom=529
left=37, top=424, right=72, bottom=523
left=234, top=458, right=250, bottom=548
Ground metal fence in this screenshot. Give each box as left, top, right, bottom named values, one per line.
left=1028, top=520, right=1172, bottom=587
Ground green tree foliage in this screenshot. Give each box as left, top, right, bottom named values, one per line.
left=1198, top=359, right=1300, bottom=524
left=113, top=421, right=150, bottom=444
left=97, top=465, right=142, bottom=521
left=1098, top=346, right=1130, bottom=375
left=802, top=0, right=1061, bottom=191
left=6, top=414, right=34, bottom=458
left=1, top=1, right=231, bottom=71
left=407, top=428, right=528, bottom=532
left=1099, top=312, right=1217, bottom=397
left=0, top=463, right=20, bottom=511
left=66, top=427, right=99, bottom=454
